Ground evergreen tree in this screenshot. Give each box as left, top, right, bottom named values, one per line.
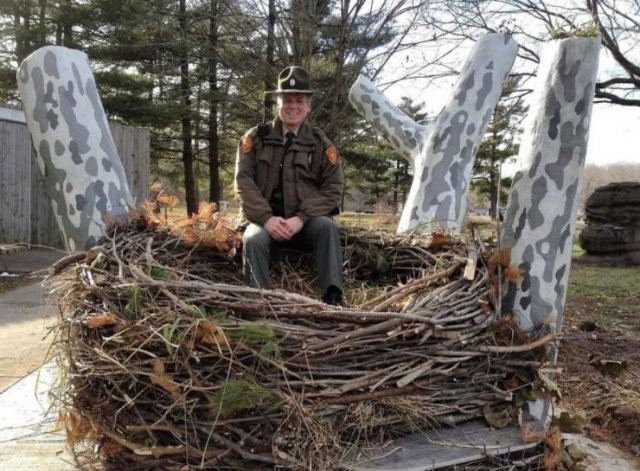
left=471, top=78, right=525, bottom=219
left=0, top=0, right=427, bottom=212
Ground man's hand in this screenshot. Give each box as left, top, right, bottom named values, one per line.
left=264, top=216, right=291, bottom=241
left=283, top=216, right=304, bottom=238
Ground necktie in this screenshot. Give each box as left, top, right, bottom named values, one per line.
left=284, top=132, right=295, bottom=152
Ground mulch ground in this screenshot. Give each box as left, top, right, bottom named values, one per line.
left=559, top=291, right=640, bottom=456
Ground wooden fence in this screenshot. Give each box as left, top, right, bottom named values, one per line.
left=0, top=107, right=150, bottom=248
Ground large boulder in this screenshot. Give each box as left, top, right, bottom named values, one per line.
left=579, top=182, right=640, bottom=265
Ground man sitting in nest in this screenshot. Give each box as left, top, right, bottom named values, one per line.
left=235, top=66, right=344, bottom=306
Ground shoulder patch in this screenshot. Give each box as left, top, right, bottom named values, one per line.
left=241, top=134, right=254, bottom=154
left=325, top=146, right=339, bottom=165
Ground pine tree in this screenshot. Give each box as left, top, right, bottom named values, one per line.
left=471, top=78, right=525, bottom=219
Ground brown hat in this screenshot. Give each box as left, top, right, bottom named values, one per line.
left=270, top=66, right=313, bottom=94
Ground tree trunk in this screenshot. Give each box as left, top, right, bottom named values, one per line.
left=179, top=0, right=197, bottom=215
left=61, top=0, right=73, bottom=47
left=326, top=0, right=349, bottom=138
left=393, top=159, right=400, bottom=207
left=489, top=176, right=497, bottom=220
left=14, top=8, right=25, bottom=63
left=38, top=0, right=47, bottom=45
left=490, top=136, right=498, bottom=220
left=263, top=0, right=276, bottom=121
left=208, top=0, right=221, bottom=205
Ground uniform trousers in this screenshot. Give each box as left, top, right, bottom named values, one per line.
left=242, top=216, right=343, bottom=293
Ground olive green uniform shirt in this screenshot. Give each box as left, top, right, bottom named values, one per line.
left=235, top=119, right=344, bottom=226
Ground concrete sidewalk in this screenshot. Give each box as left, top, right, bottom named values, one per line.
left=0, top=249, right=76, bottom=469
left=0, top=247, right=66, bottom=391
left=0, top=282, right=58, bottom=392
left=0, top=363, right=75, bottom=470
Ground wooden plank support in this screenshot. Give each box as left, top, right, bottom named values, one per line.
left=0, top=243, right=29, bottom=255
left=463, top=246, right=478, bottom=281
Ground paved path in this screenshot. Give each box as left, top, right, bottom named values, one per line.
left=0, top=364, right=75, bottom=470
left=0, top=249, right=75, bottom=469
left=0, top=247, right=65, bottom=391
left=0, top=282, right=57, bottom=392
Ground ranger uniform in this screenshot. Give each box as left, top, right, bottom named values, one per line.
left=235, top=66, right=345, bottom=305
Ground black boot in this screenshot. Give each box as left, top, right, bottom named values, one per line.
left=323, top=285, right=343, bottom=306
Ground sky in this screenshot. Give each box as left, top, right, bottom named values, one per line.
left=587, top=103, right=640, bottom=166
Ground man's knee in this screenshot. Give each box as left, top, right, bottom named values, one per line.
left=243, top=224, right=271, bottom=253
left=308, top=216, right=339, bottom=236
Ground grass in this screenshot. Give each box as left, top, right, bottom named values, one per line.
left=568, top=265, right=640, bottom=299
left=337, top=212, right=398, bottom=233
left=566, top=263, right=640, bottom=338
left=0, top=275, right=28, bottom=294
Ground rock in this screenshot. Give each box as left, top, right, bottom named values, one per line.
left=579, top=182, right=640, bottom=265
left=584, top=182, right=640, bottom=225
left=579, top=225, right=640, bottom=253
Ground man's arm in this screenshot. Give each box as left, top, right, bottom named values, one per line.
left=295, top=136, right=344, bottom=223
left=235, top=132, right=296, bottom=241
left=234, top=132, right=274, bottom=226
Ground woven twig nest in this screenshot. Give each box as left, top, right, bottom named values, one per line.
left=50, top=204, right=556, bottom=470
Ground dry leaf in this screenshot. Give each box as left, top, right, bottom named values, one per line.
left=150, top=358, right=181, bottom=401
left=195, top=320, right=229, bottom=349
left=588, top=356, right=629, bottom=377
left=552, top=411, right=585, bottom=433
left=100, top=439, right=126, bottom=458
left=488, top=246, right=512, bottom=272
left=538, top=369, right=562, bottom=400
left=60, top=410, right=94, bottom=447
left=477, top=299, right=491, bottom=314
left=543, top=425, right=562, bottom=471
left=521, top=421, right=546, bottom=443
left=157, top=194, right=179, bottom=208
left=86, top=313, right=124, bottom=329
left=504, top=265, right=524, bottom=283
left=428, top=232, right=453, bottom=248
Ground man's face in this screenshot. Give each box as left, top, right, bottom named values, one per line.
left=278, top=93, right=311, bottom=129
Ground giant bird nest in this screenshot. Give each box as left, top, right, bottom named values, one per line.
left=49, top=203, right=558, bottom=470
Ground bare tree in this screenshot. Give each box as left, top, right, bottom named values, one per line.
left=587, top=0, right=640, bottom=106
left=416, top=0, right=640, bottom=107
